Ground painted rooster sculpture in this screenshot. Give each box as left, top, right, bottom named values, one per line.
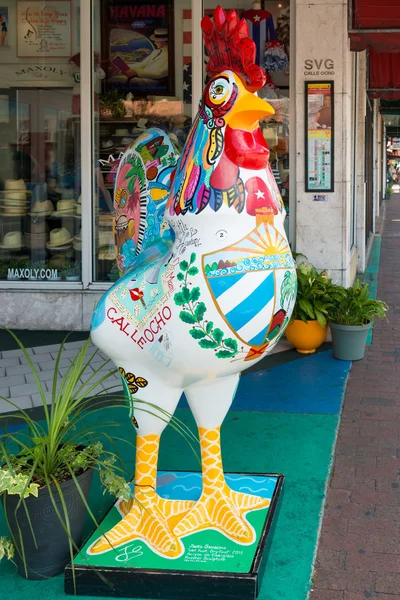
left=89, top=6, right=296, bottom=559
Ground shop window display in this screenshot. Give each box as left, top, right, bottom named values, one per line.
left=92, top=0, right=193, bottom=282
left=203, top=0, right=290, bottom=231
left=0, top=1, right=82, bottom=283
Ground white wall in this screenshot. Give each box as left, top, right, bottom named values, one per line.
left=294, top=0, right=354, bottom=285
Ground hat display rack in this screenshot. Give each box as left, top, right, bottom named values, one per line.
left=0, top=179, right=81, bottom=281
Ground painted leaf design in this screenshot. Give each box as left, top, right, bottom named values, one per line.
left=184, top=165, right=201, bottom=204
left=198, top=339, right=218, bottom=349
left=180, top=260, right=189, bottom=271
left=215, top=350, right=235, bottom=358
left=177, top=272, right=185, bottom=281
left=180, top=311, right=196, bottom=324
left=194, top=302, right=207, bottom=321
left=213, top=328, right=224, bottom=344
left=190, top=252, right=196, bottom=264
left=188, top=267, right=199, bottom=276
left=182, top=286, right=191, bottom=302
left=196, top=184, right=212, bottom=214
left=207, top=128, right=224, bottom=165
left=206, top=321, right=214, bottom=334
left=224, top=338, right=238, bottom=352
left=135, top=377, right=148, bottom=388
left=174, top=291, right=185, bottom=306
left=190, top=329, right=206, bottom=339
left=190, top=287, right=201, bottom=302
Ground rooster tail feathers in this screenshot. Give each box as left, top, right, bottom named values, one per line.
left=113, top=128, right=180, bottom=275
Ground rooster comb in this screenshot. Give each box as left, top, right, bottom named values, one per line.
left=201, top=6, right=266, bottom=93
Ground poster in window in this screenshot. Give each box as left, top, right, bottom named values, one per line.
left=305, top=81, right=334, bottom=193
left=102, top=1, right=174, bottom=97
left=17, top=1, right=72, bottom=58
left=0, top=7, right=9, bottom=48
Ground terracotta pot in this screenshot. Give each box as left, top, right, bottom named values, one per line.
left=285, top=319, right=327, bottom=354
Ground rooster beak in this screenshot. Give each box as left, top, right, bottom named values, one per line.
left=227, top=91, right=274, bottom=130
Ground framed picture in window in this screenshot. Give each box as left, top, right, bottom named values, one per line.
left=102, top=0, right=174, bottom=97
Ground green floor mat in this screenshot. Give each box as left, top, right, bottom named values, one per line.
left=0, top=408, right=338, bottom=600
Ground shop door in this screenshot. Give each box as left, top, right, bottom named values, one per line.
left=365, top=98, right=374, bottom=244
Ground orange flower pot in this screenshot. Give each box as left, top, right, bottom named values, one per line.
left=285, top=319, right=327, bottom=354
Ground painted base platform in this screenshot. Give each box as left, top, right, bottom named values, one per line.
left=65, top=472, right=283, bottom=600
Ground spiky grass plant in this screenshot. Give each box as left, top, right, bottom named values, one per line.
left=0, top=331, right=198, bottom=587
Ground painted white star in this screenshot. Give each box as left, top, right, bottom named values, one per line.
left=255, top=189, right=265, bottom=199
left=183, top=63, right=189, bottom=71
left=183, top=82, right=189, bottom=91
left=253, top=14, right=261, bottom=22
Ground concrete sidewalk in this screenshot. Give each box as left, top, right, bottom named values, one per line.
left=310, top=194, right=400, bottom=600
left=0, top=340, right=122, bottom=412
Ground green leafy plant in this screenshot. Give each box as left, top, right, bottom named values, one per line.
left=291, top=260, right=346, bottom=328
left=0, top=333, right=133, bottom=579
left=328, top=279, right=389, bottom=326
left=61, top=262, right=81, bottom=279
left=99, top=90, right=126, bottom=119
left=0, top=536, right=14, bottom=563
left=174, top=253, right=240, bottom=359
left=0, top=330, right=197, bottom=583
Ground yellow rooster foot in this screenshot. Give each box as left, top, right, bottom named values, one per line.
left=88, top=491, right=194, bottom=558
left=173, top=485, right=270, bottom=544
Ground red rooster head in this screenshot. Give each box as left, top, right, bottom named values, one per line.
left=201, top=6, right=274, bottom=169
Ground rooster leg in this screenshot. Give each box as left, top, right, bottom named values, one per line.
left=88, top=385, right=194, bottom=558
left=174, top=375, right=269, bottom=544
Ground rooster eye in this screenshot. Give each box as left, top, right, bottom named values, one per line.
left=209, top=77, right=231, bottom=105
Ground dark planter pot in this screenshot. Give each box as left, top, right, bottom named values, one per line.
left=330, top=320, right=371, bottom=361
left=3, top=467, right=93, bottom=580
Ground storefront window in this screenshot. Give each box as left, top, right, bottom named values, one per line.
left=203, top=0, right=290, bottom=233
left=92, top=0, right=192, bottom=282
left=0, top=1, right=82, bottom=283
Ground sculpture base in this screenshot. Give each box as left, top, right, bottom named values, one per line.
left=65, top=472, right=283, bottom=600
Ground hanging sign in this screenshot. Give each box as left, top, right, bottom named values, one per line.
left=305, top=81, right=334, bottom=193
left=17, top=1, right=72, bottom=58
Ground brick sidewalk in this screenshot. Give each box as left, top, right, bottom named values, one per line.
left=310, top=195, right=400, bottom=600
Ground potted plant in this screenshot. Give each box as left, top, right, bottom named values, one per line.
left=0, top=332, right=133, bottom=581
left=285, top=259, right=346, bottom=354
left=62, top=262, right=81, bottom=281
left=99, top=90, right=126, bottom=119
left=328, top=279, right=389, bottom=360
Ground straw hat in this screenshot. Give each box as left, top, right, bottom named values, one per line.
left=2, top=207, right=28, bottom=216
left=52, top=199, right=76, bottom=216
left=5, top=179, right=27, bottom=191
left=29, top=200, right=54, bottom=217
left=46, top=227, right=73, bottom=248
left=150, top=28, right=168, bottom=42
left=0, top=231, right=24, bottom=249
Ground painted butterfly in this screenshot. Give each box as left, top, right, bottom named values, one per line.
left=118, top=367, right=148, bottom=395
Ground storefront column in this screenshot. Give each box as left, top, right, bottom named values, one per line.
left=294, top=0, right=353, bottom=285
left=355, top=52, right=367, bottom=273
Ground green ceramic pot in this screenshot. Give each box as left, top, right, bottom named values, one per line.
left=329, top=321, right=371, bottom=361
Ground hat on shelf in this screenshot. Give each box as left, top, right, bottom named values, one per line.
left=46, top=227, right=73, bottom=248
left=98, top=230, right=113, bottom=247
left=3, top=191, right=29, bottom=201
left=114, top=128, right=129, bottom=136
left=52, top=199, right=76, bottom=216
left=101, top=139, right=114, bottom=150
left=5, top=179, right=27, bottom=191
left=150, top=28, right=168, bottom=42
left=29, top=200, right=54, bottom=217
left=0, top=231, right=24, bottom=249
left=2, top=206, right=29, bottom=216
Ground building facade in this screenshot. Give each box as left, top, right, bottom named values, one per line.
left=0, top=0, right=387, bottom=330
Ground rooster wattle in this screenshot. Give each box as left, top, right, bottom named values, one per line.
left=89, top=5, right=296, bottom=559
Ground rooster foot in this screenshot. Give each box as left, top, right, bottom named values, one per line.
left=173, top=486, right=270, bottom=544
left=88, top=490, right=195, bottom=558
